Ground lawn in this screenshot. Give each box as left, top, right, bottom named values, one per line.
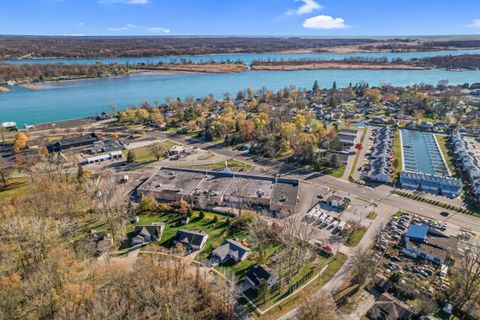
left=392, top=129, right=402, bottom=180
left=320, top=165, right=346, bottom=178
left=435, top=135, right=456, bottom=175
left=0, top=177, right=31, bottom=204
left=345, top=227, right=368, bottom=247
left=192, top=159, right=253, bottom=170
left=123, top=140, right=176, bottom=163
left=124, top=210, right=243, bottom=258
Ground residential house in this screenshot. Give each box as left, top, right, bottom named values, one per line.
left=367, top=292, right=413, bottom=320
left=211, top=239, right=251, bottom=264
left=174, top=229, right=209, bottom=251
left=131, top=223, right=164, bottom=246
left=245, top=265, right=278, bottom=288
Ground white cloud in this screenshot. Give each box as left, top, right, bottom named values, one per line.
left=303, top=15, right=348, bottom=29
left=468, top=19, right=480, bottom=28
left=108, top=23, right=170, bottom=33
left=99, top=0, right=149, bottom=5
left=149, top=26, right=171, bottom=33
left=77, top=22, right=85, bottom=27
left=286, top=0, right=322, bottom=15
left=63, top=33, right=86, bottom=36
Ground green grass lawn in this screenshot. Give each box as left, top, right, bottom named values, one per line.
left=392, top=129, right=402, bottom=180
left=435, top=135, right=456, bottom=175
left=0, top=177, right=31, bottom=204
left=345, top=227, right=368, bottom=247
left=192, top=159, right=253, bottom=170
left=320, top=165, right=346, bottom=178
left=124, top=210, right=243, bottom=258
left=123, top=140, right=176, bottom=163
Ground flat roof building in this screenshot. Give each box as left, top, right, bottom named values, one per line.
left=138, top=167, right=299, bottom=215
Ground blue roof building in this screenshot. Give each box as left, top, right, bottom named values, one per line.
left=405, top=224, right=429, bottom=243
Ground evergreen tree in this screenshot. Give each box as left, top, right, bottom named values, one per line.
left=312, top=80, right=320, bottom=93
left=332, top=81, right=337, bottom=92
left=127, top=150, right=136, bottom=163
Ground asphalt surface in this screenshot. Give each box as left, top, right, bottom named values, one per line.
left=158, top=131, right=480, bottom=234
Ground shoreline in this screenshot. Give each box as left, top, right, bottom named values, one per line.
left=251, top=63, right=428, bottom=71
left=3, top=46, right=480, bottom=61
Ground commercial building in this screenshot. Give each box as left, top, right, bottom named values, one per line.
left=47, top=133, right=99, bottom=153
left=86, top=151, right=123, bottom=164
left=137, top=167, right=299, bottom=215
left=402, top=224, right=457, bottom=265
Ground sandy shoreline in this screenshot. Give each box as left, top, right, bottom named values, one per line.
left=136, top=63, right=248, bottom=73
left=251, top=63, right=428, bottom=71
left=0, top=86, right=10, bottom=93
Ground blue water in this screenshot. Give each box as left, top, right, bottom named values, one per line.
left=4, top=48, right=480, bottom=65
left=401, top=129, right=448, bottom=176
left=2, top=49, right=480, bottom=126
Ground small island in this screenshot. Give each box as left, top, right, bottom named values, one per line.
left=136, top=62, right=248, bottom=73
left=0, top=86, right=10, bottom=92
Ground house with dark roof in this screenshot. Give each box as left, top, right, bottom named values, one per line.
left=211, top=239, right=250, bottom=264
left=174, top=229, right=208, bottom=251
left=47, top=133, right=99, bottom=153
left=131, top=223, right=164, bottom=246
left=89, top=230, right=113, bottom=254
left=368, top=293, right=412, bottom=320
left=245, top=265, right=278, bottom=288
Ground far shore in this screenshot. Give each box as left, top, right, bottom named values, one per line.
left=251, top=63, right=429, bottom=71
left=136, top=63, right=248, bottom=74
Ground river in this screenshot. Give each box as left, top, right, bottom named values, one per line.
left=1, top=50, right=480, bottom=126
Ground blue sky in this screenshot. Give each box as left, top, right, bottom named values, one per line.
left=1, top=0, right=480, bottom=36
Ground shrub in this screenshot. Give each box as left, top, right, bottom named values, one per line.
left=199, top=211, right=205, bottom=219
left=140, top=196, right=157, bottom=211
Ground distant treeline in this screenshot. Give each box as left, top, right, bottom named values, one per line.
left=418, top=54, right=480, bottom=70
left=0, top=36, right=378, bottom=59
left=151, top=58, right=244, bottom=65
left=0, top=62, right=130, bottom=83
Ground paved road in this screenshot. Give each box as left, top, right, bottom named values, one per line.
left=159, top=131, right=480, bottom=234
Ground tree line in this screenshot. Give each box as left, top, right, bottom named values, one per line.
left=0, top=62, right=130, bottom=84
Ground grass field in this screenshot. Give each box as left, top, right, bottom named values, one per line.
left=0, top=177, right=31, bottom=204
left=123, top=140, right=176, bottom=163
left=191, top=159, right=253, bottom=170
left=435, top=135, right=456, bottom=175
left=345, top=227, right=368, bottom=247
left=392, top=129, right=402, bottom=180
left=320, top=165, right=346, bottom=178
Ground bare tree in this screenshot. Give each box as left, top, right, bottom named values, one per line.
left=448, top=238, right=480, bottom=311
left=298, top=292, right=339, bottom=320
left=89, top=170, right=132, bottom=245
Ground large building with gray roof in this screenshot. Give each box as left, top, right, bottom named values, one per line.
left=137, top=167, right=299, bottom=214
